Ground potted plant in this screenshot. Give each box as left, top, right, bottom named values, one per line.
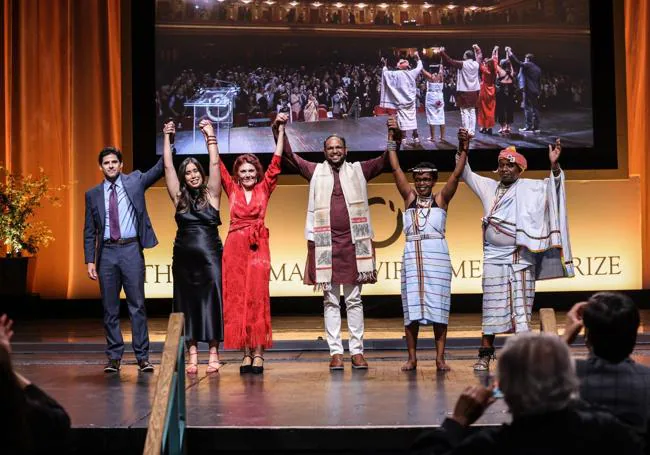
left=0, top=165, right=65, bottom=296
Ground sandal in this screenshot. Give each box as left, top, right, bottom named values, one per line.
left=207, top=351, right=223, bottom=374
left=473, top=347, right=496, bottom=372
left=240, top=354, right=253, bottom=374
left=186, top=349, right=198, bottom=375
left=252, top=355, right=264, bottom=375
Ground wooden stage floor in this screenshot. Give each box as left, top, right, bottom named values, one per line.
left=9, top=311, right=650, bottom=453
left=11, top=312, right=650, bottom=344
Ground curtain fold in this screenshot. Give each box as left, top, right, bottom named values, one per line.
left=2, top=0, right=124, bottom=297
left=625, top=0, right=650, bottom=287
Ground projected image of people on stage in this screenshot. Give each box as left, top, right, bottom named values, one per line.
left=155, top=4, right=593, bottom=156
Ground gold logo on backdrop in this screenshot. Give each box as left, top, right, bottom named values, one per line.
left=368, top=197, right=403, bottom=249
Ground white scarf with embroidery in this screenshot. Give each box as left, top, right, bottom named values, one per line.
left=305, top=161, right=376, bottom=290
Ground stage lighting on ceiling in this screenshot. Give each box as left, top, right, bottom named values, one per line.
left=312, top=1, right=322, bottom=6
left=265, top=0, right=276, bottom=4
left=423, top=3, right=432, bottom=9
left=334, top=2, right=345, bottom=7
left=289, top=1, right=299, bottom=5
left=378, top=3, right=388, bottom=8
left=400, top=3, right=408, bottom=8
left=356, top=2, right=367, bottom=8
left=467, top=6, right=479, bottom=11
left=446, top=4, right=458, bottom=9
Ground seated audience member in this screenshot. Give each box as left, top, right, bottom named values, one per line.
left=563, top=292, right=650, bottom=453
left=411, top=332, right=643, bottom=454
left=0, top=314, right=71, bottom=454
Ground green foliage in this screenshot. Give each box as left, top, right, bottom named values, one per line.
left=0, top=165, right=66, bottom=257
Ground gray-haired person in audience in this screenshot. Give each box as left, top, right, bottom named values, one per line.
left=411, top=332, right=643, bottom=454
left=563, top=291, right=650, bottom=453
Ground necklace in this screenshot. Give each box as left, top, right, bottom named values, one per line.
left=415, top=196, right=433, bottom=231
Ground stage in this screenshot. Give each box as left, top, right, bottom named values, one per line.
left=10, top=312, right=650, bottom=454
left=155, top=108, right=593, bottom=155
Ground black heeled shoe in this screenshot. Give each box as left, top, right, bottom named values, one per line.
left=252, top=355, right=264, bottom=375
left=240, top=354, right=253, bottom=374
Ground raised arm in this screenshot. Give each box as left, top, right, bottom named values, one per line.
left=162, top=121, right=180, bottom=205
left=460, top=153, right=498, bottom=209
left=506, top=47, right=523, bottom=67
left=549, top=138, right=562, bottom=177
left=141, top=157, right=164, bottom=189
left=549, top=138, right=563, bottom=190
left=274, top=122, right=285, bottom=157
left=473, top=44, right=483, bottom=65
left=437, top=128, right=469, bottom=209
left=439, top=48, right=464, bottom=69
left=261, top=122, right=285, bottom=194
left=386, top=116, right=413, bottom=204
left=199, top=119, right=221, bottom=204
left=408, top=52, right=423, bottom=78
left=273, top=112, right=315, bottom=180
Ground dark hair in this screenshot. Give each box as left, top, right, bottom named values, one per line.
left=97, top=146, right=123, bottom=165
left=232, top=154, right=264, bottom=185
left=176, top=158, right=209, bottom=214
left=583, top=292, right=640, bottom=363
left=0, top=345, right=30, bottom=452
left=463, top=50, right=475, bottom=60
left=323, top=134, right=347, bottom=150
left=525, top=53, right=535, bottom=62
left=412, top=161, right=439, bottom=181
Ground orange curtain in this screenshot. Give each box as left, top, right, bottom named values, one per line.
left=626, top=0, right=650, bottom=287
left=2, top=0, right=124, bottom=297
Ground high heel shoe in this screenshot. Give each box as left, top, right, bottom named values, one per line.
left=240, top=354, right=253, bottom=374
left=186, top=349, right=198, bottom=375
left=252, top=355, right=264, bottom=375
left=207, top=351, right=223, bottom=374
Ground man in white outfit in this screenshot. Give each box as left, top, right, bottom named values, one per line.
left=460, top=139, right=574, bottom=370
left=440, top=45, right=481, bottom=136
left=380, top=51, right=424, bottom=146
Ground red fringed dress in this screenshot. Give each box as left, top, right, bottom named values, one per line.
left=477, top=56, right=498, bottom=129
left=220, top=155, right=281, bottom=349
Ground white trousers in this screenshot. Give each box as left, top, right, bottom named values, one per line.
left=460, top=107, right=476, bottom=136
left=323, top=283, right=364, bottom=355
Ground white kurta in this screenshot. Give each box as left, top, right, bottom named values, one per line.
left=461, top=161, right=574, bottom=334
left=380, top=60, right=423, bottom=131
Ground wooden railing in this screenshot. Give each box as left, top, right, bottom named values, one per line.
left=144, top=313, right=187, bottom=455
left=539, top=308, right=558, bottom=335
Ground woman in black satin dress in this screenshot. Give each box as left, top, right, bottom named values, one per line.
left=162, top=119, right=224, bottom=374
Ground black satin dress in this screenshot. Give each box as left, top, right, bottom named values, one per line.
left=172, top=202, right=224, bottom=343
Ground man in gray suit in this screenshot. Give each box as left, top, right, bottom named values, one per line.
left=84, top=147, right=163, bottom=373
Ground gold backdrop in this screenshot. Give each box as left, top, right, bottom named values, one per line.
left=142, top=179, right=642, bottom=297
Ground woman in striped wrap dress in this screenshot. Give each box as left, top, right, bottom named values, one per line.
left=388, top=123, right=469, bottom=371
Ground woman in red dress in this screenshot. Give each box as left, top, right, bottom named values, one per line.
left=477, top=45, right=500, bottom=135
left=220, top=123, right=285, bottom=374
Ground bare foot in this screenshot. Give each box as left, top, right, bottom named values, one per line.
left=436, top=358, right=451, bottom=371
left=401, top=359, right=417, bottom=371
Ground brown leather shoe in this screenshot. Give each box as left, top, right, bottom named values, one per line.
left=351, top=353, right=368, bottom=369
left=329, top=354, right=344, bottom=370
